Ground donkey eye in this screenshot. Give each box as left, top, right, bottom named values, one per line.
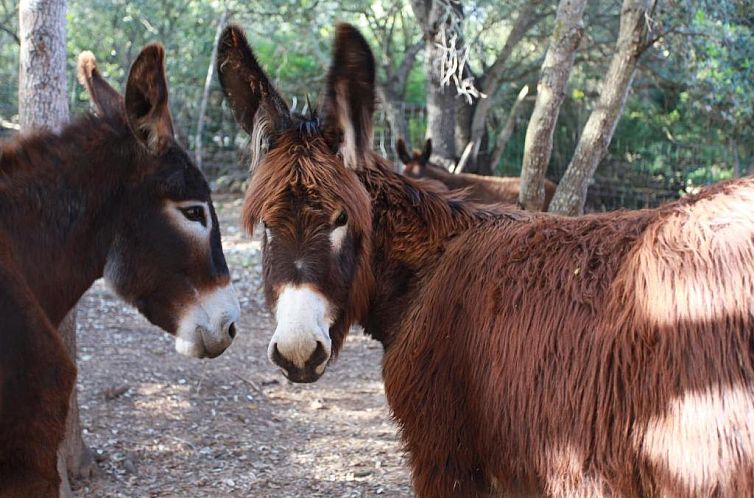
left=334, top=211, right=348, bottom=227
left=180, top=206, right=206, bottom=226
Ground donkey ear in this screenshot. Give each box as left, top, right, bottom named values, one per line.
left=321, top=23, right=376, bottom=170
left=396, top=139, right=412, bottom=165
left=77, top=51, right=124, bottom=119
left=217, top=25, right=290, bottom=137
left=124, top=44, right=174, bottom=154
left=419, top=139, right=432, bottom=166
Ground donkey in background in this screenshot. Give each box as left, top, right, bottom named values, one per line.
left=397, top=138, right=557, bottom=209
left=220, top=22, right=754, bottom=498
left=0, top=46, right=239, bottom=497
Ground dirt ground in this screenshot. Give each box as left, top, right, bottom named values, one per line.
left=71, top=196, right=413, bottom=497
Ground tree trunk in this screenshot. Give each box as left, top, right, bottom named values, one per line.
left=411, top=0, right=464, bottom=162
left=194, top=7, right=228, bottom=170
left=468, top=1, right=544, bottom=167
left=519, top=0, right=587, bottom=211
left=489, top=85, right=530, bottom=173
left=548, top=0, right=652, bottom=215
left=455, top=98, right=474, bottom=164
left=18, top=0, right=68, bottom=131
left=58, top=310, right=97, bottom=495
left=19, top=2, right=94, bottom=496
left=425, top=49, right=458, bottom=161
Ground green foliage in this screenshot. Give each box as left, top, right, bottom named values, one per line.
left=1, top=0, right=751, bottom=205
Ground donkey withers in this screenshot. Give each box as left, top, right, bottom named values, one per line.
left=0, top=46, right=239, bottom=497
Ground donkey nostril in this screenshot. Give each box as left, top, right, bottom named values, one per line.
left=310, top=341, right=328, bottom=367
left=228, top=322, right=237, bottom=339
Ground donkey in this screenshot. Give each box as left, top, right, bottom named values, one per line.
left=0, top=46, right=240, bottom=497
left=398, top=138, right=557, bottom=209
left=219, top=23, right=754, bottom=498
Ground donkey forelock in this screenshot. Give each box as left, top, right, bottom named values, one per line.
left=241, top=128, right=374, bottom=360
left=242, top=129, right=372, bottom=238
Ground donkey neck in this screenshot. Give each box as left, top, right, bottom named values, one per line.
left=358, top=159, right=503, bottom=347
left=0, top=115, right=132, bottom=326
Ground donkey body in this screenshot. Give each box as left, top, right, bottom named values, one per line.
left=0, top=47, right=239, bottom=497
left=398, top=139, right=557, bottom=209
left=220, top=23, right=754, bottom=498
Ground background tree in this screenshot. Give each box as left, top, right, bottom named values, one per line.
left=410, top=0, right=466, bottom=165
left=455, top=0, right=551, bottom=174
left=18, top=0, right=67, bottom=129
left=518, top=0, right=587, bottom=211
left=548, top=0, right=653, bottom=214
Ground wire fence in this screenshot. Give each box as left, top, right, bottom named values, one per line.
left=1, top=77, right=736, bottom=212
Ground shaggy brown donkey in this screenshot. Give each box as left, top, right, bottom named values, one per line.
left=398, top=138, right=557, bottom=209
left=0, top=47, right=239, bottom=497
left=220, top=23, right=754, bottom=498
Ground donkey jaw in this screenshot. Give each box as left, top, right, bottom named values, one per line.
left=269, top=285, right=334, bottom=382
left=175, top=283, right=240, bottom=358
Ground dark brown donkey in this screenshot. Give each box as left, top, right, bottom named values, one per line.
left=220, top=23, right=754, bottom=498
left=398, top=138, right=557, bottom=208
left=0, top=46, right=239, bottom=497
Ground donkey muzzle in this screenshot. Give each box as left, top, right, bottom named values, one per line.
left=269, top=285, right=333, bottom=382
left=175, top=283, right=241, bottom=358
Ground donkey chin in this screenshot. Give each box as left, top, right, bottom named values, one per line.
left=175, top=284, right=241, bottom=359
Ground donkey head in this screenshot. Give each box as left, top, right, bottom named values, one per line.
left=396, top=138, right=432, bottom=178
left=78, top=46, right=240, bottom=358
left=218, top=24, right=376, bottom=382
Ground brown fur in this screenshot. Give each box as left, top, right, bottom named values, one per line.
left=398, top=138, right=557, bottom=209
left=0, top=47, right=233, bottom=497
left=222, top=22, right=754, bottom=498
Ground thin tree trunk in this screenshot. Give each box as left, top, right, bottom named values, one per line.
left=468, top=1, right=544, bottom=166
left=455, top=97, right=474, bottom=161
left=519, top=0, right=587, bottom=211
left=194, top=7, right=228, bottom=170
left=18, top=0, right=68, bottom=131
left=489, top=85, right=530, bottom=173
left=425, top=51, right=458, bottom=161
left=549, top=0, right=652, bottom=215
left=731, top=138, right=740, bottom=178
left=58, top=309, right=97, bottom=494
left=19, top=2, right=93, bottom=497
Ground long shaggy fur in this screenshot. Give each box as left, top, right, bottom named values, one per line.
left=380, top=176, right=754, bottom=497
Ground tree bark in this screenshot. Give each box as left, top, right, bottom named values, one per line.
left=19, top=2, right=94, bottom=496
left=489, top=85, right=530, bottom=173
left=411, top=0, right=463, bottom=162
left=548, top=0, right=652, bottom=215
left=519, top=0, right=587, bottom=211
left=194, top=7, right=228, bottom=170
left=18, top=0, right=68, bottom=131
